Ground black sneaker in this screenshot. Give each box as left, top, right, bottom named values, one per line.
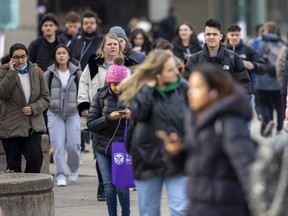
left=97, top=183, right=106, bottom=202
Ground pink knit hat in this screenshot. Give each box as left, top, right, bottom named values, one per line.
left=106, top=56, right=128, bottom=83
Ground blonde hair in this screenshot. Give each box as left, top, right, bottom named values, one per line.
left=96, top=33, right=123, bottom=58
left=119, top=49, right=173, bottom=104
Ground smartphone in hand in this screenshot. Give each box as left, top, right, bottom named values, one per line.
left=118, top=110, right=128, bottom=115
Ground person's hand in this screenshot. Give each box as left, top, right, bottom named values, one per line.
left=109, top=111, right=123, bottom=120
left=22, top=106, right=32, bottom=116
left=81, top=109, right=89, bottom=117
left=156, top=130, right=184, bottom=155
left=9, top=58, right=16, bottom=71
left=118, top=108, right=131, bottom=119
left=243, top=60, right=255, bottom=70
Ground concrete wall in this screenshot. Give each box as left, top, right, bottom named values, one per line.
left=171, top=0, right=210, bottom=34
left=4, top=0, right=37, bottom=55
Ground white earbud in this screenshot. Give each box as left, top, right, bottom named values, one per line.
left=209, top=89, right=218, bottom=99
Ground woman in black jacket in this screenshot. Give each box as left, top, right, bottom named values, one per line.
left=87, top=57, right=131, bottom=216
left=119, top=49, right=189, bottom=216
left=161, top=64, right=256, bottom=216
left=172, top=22, right=202, bottom=63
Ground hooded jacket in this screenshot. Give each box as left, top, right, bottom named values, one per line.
left=180, top=86, right=255, bottom=216
left=0, top=62, right=50, bottom=138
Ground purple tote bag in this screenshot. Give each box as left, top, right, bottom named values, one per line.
left=111, top=120, right=135, bottom=188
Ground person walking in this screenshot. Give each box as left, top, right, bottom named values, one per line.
left=68, top=10, right=103, bottom=71
left=58, top=11, right=81, bottom=46
left=109, top=26, right=145, bottom=64
left=129, top=28, right=152, bottom=56
left=119, top=49, right=189, bottom=216
left=87, top=56, right=130, bottom=216
left=44, top=44, right=82, bottom=186
left=161, top=63, right=256, bottom=216
left=255, top=21, right=285, bottom=136
left=28, top=13, right=60, bottom=72
left=225, top=24, right=265, bottom=121
left=0, top=43, right=50, bottom=173
left=172, top=22, right=202, bottom=63
left=77, top=33, right=134, bottom=201
left=184, top=19, right=252, bottom=94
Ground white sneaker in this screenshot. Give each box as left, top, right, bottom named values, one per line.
left=69, top=172, right=78, bottom=183
left=56, top=179, right=67, bottom=187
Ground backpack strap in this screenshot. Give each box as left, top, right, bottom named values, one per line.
left=33, top=63, right=43, bottom=79
left=224, top=49, right=236, bottom=77
left=48, top=72, right=54, bottom=93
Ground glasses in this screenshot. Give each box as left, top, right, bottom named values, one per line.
left=12, top=55, right=28, bottom=60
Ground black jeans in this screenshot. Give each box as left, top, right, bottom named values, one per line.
left=257, top=90, right=284, bottom=131
left=2, top=130, right=43, bottom=173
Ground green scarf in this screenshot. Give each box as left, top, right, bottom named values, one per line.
left=155, top=75, right=181, bottom=100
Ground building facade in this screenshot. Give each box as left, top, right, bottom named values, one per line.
left=2, top=0, right=288, bottom=56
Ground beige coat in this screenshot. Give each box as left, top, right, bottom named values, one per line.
left=0, top=62, right=50, bottom=138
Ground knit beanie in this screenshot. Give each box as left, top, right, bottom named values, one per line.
left=106, top=56, right=128, bottom=83
left=109, top=26, right=129, bottom=42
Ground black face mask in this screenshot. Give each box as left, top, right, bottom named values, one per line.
left=84, top=31, right=96, bottom=38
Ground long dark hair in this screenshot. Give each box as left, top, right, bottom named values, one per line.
left=174, top=22, right=199, bottom=51
left=129, top=28, right=152, bottom=54
left=51, top=44, right=72, bottom=67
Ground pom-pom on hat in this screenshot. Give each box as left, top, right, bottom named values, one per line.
left=106, top=56, right=128, bottom=83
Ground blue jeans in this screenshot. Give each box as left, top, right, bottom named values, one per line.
left=95, top=151, right=130, bottom=216
left=135, top=175, right=188, bottom=216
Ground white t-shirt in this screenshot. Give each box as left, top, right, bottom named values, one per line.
left=18, top=73, right=31, bottom=104
left=58, top=69, right=70, bottom=91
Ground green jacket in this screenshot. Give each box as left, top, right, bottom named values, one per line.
left=0, top=61, right=50, bottom=138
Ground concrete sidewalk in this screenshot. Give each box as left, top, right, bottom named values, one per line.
left=51, top=149, right=170, bottom=216
left=52, top=112, right=266, bottom=216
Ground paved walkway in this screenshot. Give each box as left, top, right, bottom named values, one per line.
left=52, top=111, right=268, bottom=216
left=51, top=148, right=170, bottom=216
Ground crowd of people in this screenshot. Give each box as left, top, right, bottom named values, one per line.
left=1, top=8, right=288, bottom=216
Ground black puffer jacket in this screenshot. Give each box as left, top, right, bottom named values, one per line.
left=184, top=44, right=252, bottom=94
left=225, top=40, right=265, bottom=75
left=181, top=86, right=256, bottom=216
left=68, top=32, right=103, bottom=70
left=127, top=77, right=189, bottom=179
left=172, top=37, right=202, bottom=63
left=87, top=86, right=126, bottom=156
